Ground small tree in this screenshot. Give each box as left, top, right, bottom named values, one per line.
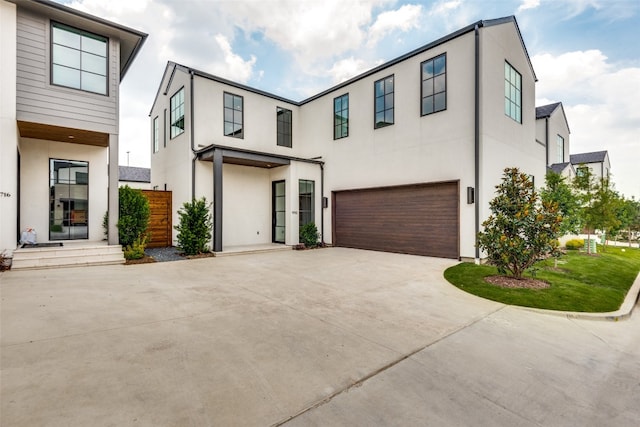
left=175, top=198, right=212, bottom=255
left=589, top=178, right=621, bottom=251
left=478, top=168, right=562, bottom=279
left=541, top=171, right=581, bottom=236
left=299, top=222, right=319, bottom=248
left=118, top=186, right=150, bottom=248
left=573, top=166, right=598, bottom=254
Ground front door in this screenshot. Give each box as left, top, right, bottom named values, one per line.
left=272, top=180, right=285, bottom=243
left=49, top=159, right=89, bottom=240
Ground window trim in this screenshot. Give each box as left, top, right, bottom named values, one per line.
left=223, top=92, right=244, bottom=139
left=556, top=135, right=564, bottom=163
left=420, top=53, right=447, bottom=116
left=152, top=116, right=159, bottom=153
left=298, top=179, right=315, bottom=229
left=333, top=93, right=349, bottom=140
left=50, top=21, right=109, bottom=96
left=170, top=87, right=185, bottom=139
left=276, top=107, right=292, bottom=148
left=374, top=74, right=394, bottom=129
left=504, top=61, right=522, bottom=124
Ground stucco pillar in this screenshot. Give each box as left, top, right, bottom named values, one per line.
left=108, top=134, right=119, bottom=245
left=213, top=149, right=223, bottom=252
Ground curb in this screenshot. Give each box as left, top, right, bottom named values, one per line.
left=516, top=272, right=640, bottom=321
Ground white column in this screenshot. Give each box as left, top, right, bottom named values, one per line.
left=108, top=134, right=119, bottom=245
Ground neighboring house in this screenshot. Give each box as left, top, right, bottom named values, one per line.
left=119, top=166, right=151, bottom=189
left=570, top=151, right=611, bottom=182
left=0, top=0, right=146, bottom=258
left=536, top=102, right=573, bottom=179
left=150, top=16, right=545, bottom=261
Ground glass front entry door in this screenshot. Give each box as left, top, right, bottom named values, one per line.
left=272, top=180, right=285, bottom=243
left=50, top=159, right=89, bottom=240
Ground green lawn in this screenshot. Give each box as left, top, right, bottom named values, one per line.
left=444, top=245, right=640, bottom=312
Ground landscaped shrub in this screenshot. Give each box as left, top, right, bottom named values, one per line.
left=123, top=235, right=147, bottom=260
left=50, top=224, right=63, bottom=232
left=102, top=211, right=109, bottom=239
left=117, top=186, right=150, bottom=248
left=175, top=198, right=212, bottom=255
left=565, top=239, right=584, bottom=250
left=299, top=222, right=319, bottom=248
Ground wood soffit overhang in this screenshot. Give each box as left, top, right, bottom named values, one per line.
left=17, top=121, right=109, bottom=147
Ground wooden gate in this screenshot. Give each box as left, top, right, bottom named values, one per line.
left=142, top=190, right=172, bottom=248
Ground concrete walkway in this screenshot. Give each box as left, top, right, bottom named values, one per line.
left=1, top=248, right=638, bottom=426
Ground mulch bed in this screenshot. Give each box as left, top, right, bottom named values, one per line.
left=485, top=275, right=550, bottom=289
left=125, top=255, right=156, bottom=265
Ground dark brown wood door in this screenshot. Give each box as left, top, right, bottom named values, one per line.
left=333, top=182, right=459, bottom=259
left=142, top=190, right=172, bottom=248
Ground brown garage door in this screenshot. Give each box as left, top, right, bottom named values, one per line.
left=333, top=182, right=459, bottom=259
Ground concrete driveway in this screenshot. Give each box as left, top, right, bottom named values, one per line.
left=1, top=248, right=638, bottom=426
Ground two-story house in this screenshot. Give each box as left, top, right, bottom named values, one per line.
left=0, top=0, right=146, bottom=268
left=570, top=150, right=611, bottom=182
left=150, top=16, right=545, bottom=261
left=535, top=102, right=574, bottom=179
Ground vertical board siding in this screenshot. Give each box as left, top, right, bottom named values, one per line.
left=141, top=191, right=173, bottom=248
left=333, top=182, right=459, bottom=259
left=15, top=9, right=118, bottom=134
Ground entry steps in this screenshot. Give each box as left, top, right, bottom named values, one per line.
left=10, top=243, right=125, bottom=270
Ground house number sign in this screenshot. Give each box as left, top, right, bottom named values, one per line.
left=0, top=192, right=11, bottom=198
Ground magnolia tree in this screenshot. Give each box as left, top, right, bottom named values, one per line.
left=478, top=168, right=562, bottom=279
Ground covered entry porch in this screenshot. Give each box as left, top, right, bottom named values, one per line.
left=195, top=145, right=324, bottom=253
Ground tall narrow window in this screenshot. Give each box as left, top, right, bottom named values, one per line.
left=153, top=116, right=159, bottom=153
left=52, top=23, right=108, bottom=95
left=334, top=94, right=349, bottom=139
left=421, top=54, right=446, bottom=115
left=374, top=75, right=394, bottom=128
left=277, top=107, right=292, bottom=147
left=170, top=88, right=184, bottom=138
left=299, top=180, right=315, bottom=228
left=556, top=135, right=564, bottom=163
left=49, top=159, right=89, bottom=240
left=224, top=92, right=244, bottom=138
left=504, top=62, right=522, bottom=123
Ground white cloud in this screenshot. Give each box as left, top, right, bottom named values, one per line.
left=367, top=4, right=423, bottom=47
left=517, top=0, right=540, bottom=13
left=533, top=50, right=640, bottom=199
left=207, top=34, right=257, bottom=84
left=328, top=57, right=384, bottom=84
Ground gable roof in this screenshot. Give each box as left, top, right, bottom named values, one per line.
left=9, top=0, right=147, bottom=80
left=548, top=162, right=572, bottom=175
left=570, top=151, right=608, bottom=165
left=150, top=15, right=535, bottom=114
left=119, top=166, right=150, bottom=183
left=536, top=102, right=571, bottom=133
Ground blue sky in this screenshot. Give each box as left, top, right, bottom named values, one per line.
left=58, top=0, right=640, bottom=199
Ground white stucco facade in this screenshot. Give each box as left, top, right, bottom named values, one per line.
left=150, top=16, right=546, bottom=259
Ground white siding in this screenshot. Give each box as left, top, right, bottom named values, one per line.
left=15, top=8, right=119, bottom=134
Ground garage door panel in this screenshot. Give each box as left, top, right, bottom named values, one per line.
left=333, top=182, right=459, bottom=258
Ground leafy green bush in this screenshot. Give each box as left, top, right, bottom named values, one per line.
left=117, top=186, right=150, bottom=248
left=175, top=198, right=212, bottom=255
left=50, top=224, right=63, bottom=232
left=102, top=211, right=108, bottom=239
left=565, top=238, right=584, bottom=250
left=299, top=222, right=319, bottom=248
left=123, top=235, right=147, bottom=260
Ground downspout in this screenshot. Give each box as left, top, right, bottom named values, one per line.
left=545, top=117, right=549, bottom=166
left=474, top=24, right=480, bottom=262
left=320, top=162, right=325, bottom=244
left=190, top=70, right=196, bottom=200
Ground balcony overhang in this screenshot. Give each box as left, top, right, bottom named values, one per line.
left=17, top=121, right=109, bottom=147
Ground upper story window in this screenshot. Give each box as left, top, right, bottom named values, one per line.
left=224, top=92, right=244, bottom=138
left=153, top=116, right=159, bottom=153
left=576, top=166, right=588, bottom=178
left=334, top=94, right=349, bottom=139
left=374, top=75, right=394, bottom=128
left=421, top=54, right=446, bottom=116
left=51, top=23, right=108, bottom=95
left=277, top=107, right=292, bottom=147
left=556, top=135, right=564, bottom=163
left=170, top=88, right=185, bottom=138
left=504, top=61, right=522, bottom=123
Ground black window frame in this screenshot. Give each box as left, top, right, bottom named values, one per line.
left=152, top=116, right=159, bottom=153
left=333, top=93, right=349, bottom=140
left=556, top=135, right=565, bottom=163
left=224, top=92, right=244, bottom=139
left=299, top=179, right=315, bottom=229
left=276, top=107, right=292, bottom=148
left=504, top=61, right=522, bottom=123
left=170, top=87, right=185, bottom=139
left=374, top=75, right=394, bottom=129
left=50, top=21, right=109, bottom=96
left=421, top=53, right=447, bottom=116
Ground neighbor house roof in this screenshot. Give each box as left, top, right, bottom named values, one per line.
left=9, top=0, right=147, bottom=80
left=548, top=162, right=572, bottom=175
left=570, top=151, right=608, bottom=165
left=119, top=166, right=150, bottom=183
left=536, top=102, right=571, bottom=133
